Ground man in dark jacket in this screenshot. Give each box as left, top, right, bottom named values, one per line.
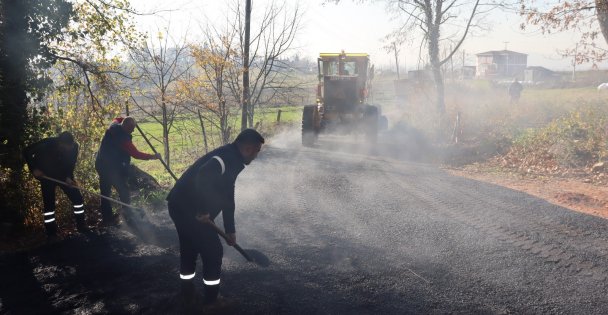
left=23, top=131, right=87, bottom=238
left=167, top=128, right=264, bottom=306
left=95, top=117, right=160, bottom=225
left=509, top=78, right=523, bottom=103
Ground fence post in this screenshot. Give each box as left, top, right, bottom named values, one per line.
left=276, top=109, right=282, bottom=123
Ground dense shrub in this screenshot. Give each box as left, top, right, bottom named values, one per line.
left=499, top=107, right=608, bottom=174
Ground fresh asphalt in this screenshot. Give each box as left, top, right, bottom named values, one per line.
left=2, top=133, right=608, bottom=314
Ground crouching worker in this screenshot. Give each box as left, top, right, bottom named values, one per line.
left=167, top=129, right=264, bottom=307
left=23, top=131, right=87, bottom=240
left=95, top=116, right=160, bottom=226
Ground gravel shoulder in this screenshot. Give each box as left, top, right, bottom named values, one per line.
left=446, top=168, right=608, bottom=220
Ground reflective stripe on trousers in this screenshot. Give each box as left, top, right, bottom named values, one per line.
left=203, top=278, right=220, bottom=286
left=44, top=211, right=55, bottom=223
left=73, top=204, right=84, bottom=214
left=180, top=273, right=195, bottom=280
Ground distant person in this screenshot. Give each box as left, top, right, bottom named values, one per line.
left=95, top=116, right=160, bottom=225
left=166, top=129, right=264, bottom=309
left=509, top=78, right=523, bottom=103
left=23, top=131, right=87, bottom=241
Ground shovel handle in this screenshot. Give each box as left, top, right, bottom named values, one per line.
left=134, top=124, right=178, bottom=181
left=41, top=176, right=142, bottom=211
left=205, top=220, right=253, bottom=262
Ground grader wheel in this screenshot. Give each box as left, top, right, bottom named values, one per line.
left=302, top=105, right=319, bottom=146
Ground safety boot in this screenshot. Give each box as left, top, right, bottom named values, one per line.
left=102, top=214, right=121, bottom=227
left=45, top=224, right=61, bottom=244
left=76, top=215, right=89, bottom=233
left=180, top=280, right=195, bottom=301
left=45, top=222, right=58, bottom=236
left=177, top=280, right=205, bottom=313
left=203, top=284, right=220, bottom=304
left=202, top=295, right=233, bottom=313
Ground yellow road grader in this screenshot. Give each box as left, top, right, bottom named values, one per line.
left=302, top=52, right=387, bottom=146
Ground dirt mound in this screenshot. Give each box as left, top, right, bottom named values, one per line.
left=555, top=192, right=607, bottom=210
left=128, top=165, right=162, bottom=191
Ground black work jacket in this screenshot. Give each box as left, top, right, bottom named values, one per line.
left=167, top=143, right=246, bottom=233
left=96, top=123, right=131, bottom=174
left=23, top=137, right=79, bottom=180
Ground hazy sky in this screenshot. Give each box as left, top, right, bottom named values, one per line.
left=129, top=0, right=604, bottom=71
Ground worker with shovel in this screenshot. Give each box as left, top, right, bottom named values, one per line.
left=23, top=131, right=87, bottom=241
left=166, top=128, right=264, bottom=308
left=95, top=116, right=160, bottom=226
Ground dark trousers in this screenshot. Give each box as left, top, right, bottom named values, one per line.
left=96, top=167, right=130, bottom=221
left=40, top=178, right=85, bottom=235
left=168, top=200, right=223, bottom=302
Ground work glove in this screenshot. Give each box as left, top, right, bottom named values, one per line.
left=226, top=233, right=236, bottom=246
left=32, top=169, right=44, bottom=179
left=65, top=178, right=78, bottom=187
left=196, top=213, right=211, bottom=224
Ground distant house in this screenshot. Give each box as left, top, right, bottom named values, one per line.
left=476, top=50, right=527, bottom=78
left=524, top=66, right=555, bottom=83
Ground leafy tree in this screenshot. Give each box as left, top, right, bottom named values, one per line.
left=0, top=0, right=73, bottom=228
left=190, top=28, right=241, bottom=145
left=520, top=0, right=608, bottom=63
left=0, top=0, right=142, bottom=232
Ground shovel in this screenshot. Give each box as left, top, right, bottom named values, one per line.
left=41, top=175, right=146, bottom=216
left=204, top=220, right=269, bottom=267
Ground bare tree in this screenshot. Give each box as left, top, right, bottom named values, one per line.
left=228, top=0, right=303, bottom=128
left=330, top=0, right=497, bottom=117
left=391, top=0, right=489, bottom=115
left=129, top=29, right=192, bottom=168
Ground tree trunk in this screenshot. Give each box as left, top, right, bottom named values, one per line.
left=394, top=42, right=400, bottom=79
left=597, top=0, right=608, bottom=45
left=221, top=100, right=230, bottom=144
left=428, top=25, right=445, bottom=115
left=197, top=108, right=209, bottom=153
left=161, top=96, right=170, bottom=168
left=248, top=104, right=254, bottom=128
left=0, top=0, right=30, bottom=230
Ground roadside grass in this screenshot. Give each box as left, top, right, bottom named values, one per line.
left=434, top=81, right=608, bottom=180
left=131, top=106, right=302, bottom=186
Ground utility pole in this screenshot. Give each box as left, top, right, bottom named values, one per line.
left=393, top=42, right=400, bottom=79
left=241, top=0, right=251, bottom=132
left=503, top=42, right=510, bottom=76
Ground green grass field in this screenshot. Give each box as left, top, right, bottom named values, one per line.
left=131, top=106, right=302, bottom=184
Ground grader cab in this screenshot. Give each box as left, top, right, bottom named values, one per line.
left=302, top=52, right=386, bottom=146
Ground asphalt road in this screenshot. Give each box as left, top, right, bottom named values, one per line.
left=2, top=133, right=608, bottom=314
